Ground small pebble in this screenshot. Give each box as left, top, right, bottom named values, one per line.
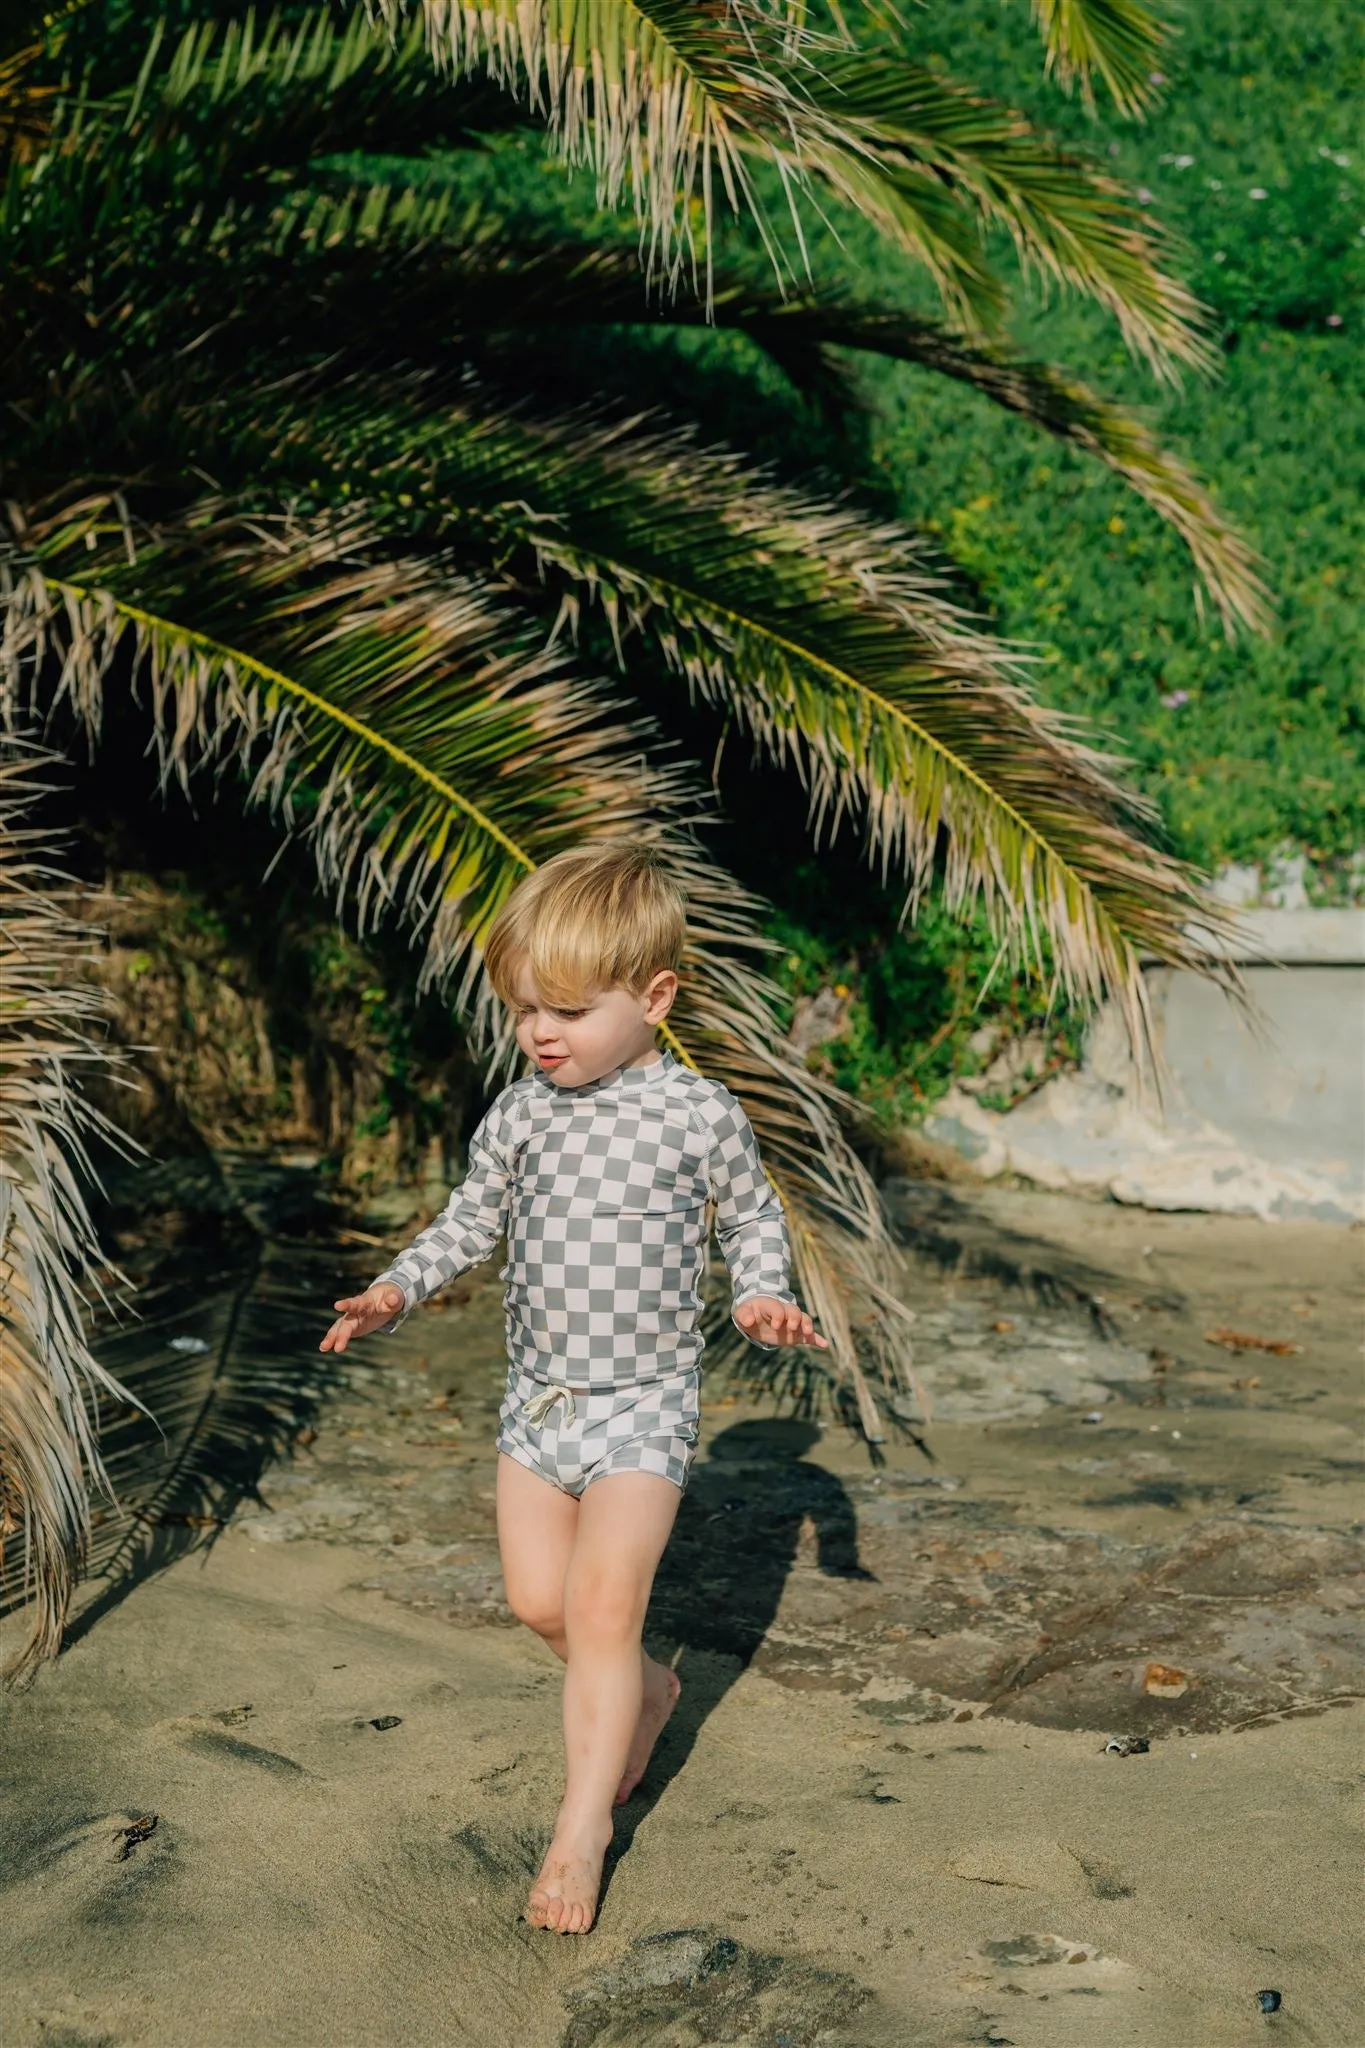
left=1256, top=1989, right=1282, bottom=2014
left=369, top=1715, right=403, bottom=1732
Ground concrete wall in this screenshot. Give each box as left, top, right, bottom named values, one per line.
left=924, top=910, right=1365, bottom=1222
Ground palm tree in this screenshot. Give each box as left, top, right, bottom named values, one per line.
left=1, top=0, right=1254, bottom=1676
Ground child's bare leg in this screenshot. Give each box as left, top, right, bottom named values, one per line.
left=497, top=1452, right=578, bottom=1660
left=497, top=1457, right=680, bottom=1805
left=614, top=1653, right=680, bottom=1806
left=531, top=1472, right=680, bottom=1934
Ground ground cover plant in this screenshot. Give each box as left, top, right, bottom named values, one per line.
left=861, top=0, right=1363, bottom=880
left=1, top=0, right=1263, bottom=1675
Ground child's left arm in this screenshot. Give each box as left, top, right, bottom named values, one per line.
left=707, top=1095, right=828, bottom=1351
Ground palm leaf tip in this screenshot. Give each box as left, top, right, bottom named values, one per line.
left=1029, top=0, right=1169, bottom=117
left=720, top=297, right=1269, bottom=636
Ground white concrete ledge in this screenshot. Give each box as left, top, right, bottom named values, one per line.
left=923, top=948, right=1365, bottom=1223
left=1202, top=907, right=1365, bottom=965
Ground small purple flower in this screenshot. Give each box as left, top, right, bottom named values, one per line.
left=1326, top=314, right=1344, bottom=327
left=1137, top=187, right=1153, bottom=205
left=1161, top=690, right=1192, bottom=710
left=1249, top=187, right=1268, bottom=200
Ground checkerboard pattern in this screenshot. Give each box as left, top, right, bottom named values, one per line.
left=498, top=1364, right=701, bottom=1494
left=374, top=1050, right=793, bottom=1387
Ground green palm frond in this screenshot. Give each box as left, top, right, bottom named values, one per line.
left=214, top=377, right=1236, bottom=1045
left=114, top=6, right=503, bottom=172
left=3, top=497, right=658, bottom=1009
left=788, top=53, right=1212, bottom=380
left=514, top=426, right=1237, bottom=1046
left=0, top=745, right=138, bottom=1684
left=1025, top=0, right=1168, bottom=116
left=395, top=0, right=798, bottom=292
left=2, top=499, right=908, bottom=1431
left=206, top=203, right=1256, bottom=628
left=695, top=293, right=1266, bottom=633
left=388, top=1, right=1203, bottom=369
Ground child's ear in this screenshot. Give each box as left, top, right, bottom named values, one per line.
left=642, top=969, right=679, bottom=1024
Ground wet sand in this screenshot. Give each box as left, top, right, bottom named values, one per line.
left=2, top=1186, right=1361, bottom=2045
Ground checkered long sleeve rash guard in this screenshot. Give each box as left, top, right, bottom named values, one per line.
left=372, top=1050, right=795, bottom=1388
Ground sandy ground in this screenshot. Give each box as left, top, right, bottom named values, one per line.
left=2, top=1185, right=1362, bottom=2047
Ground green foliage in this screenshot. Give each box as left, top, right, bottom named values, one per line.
left=770, top=888, right=1082, bottom=1124
left=850, top=0, right=1364, bottom=876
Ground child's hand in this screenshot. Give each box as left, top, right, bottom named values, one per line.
left=735, top=1297, right=828, bottom=1349
left=319, top=1282, right=406, bottom=1354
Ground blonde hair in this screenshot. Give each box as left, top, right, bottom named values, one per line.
left=484, top=844, right=687, bottom=1008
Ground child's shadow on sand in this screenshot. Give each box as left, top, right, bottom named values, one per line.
left=606, top=1418, right=872, bottom=1875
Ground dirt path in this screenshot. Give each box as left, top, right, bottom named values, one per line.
left=2, top=1187, right=1361, bottom=2045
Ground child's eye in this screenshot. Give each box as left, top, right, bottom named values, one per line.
left=555, top=1009, right=586, bottom=1021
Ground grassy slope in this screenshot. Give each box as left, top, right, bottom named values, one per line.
left=846, top=0, right=1363, bottom=882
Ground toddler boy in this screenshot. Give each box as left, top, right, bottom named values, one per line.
left=320, top=843, right=823, bottom=1933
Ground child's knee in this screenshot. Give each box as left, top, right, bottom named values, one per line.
left=506, top=1583, right=565, bottom=1639
left=564, top=1571, right=643, bottom=1645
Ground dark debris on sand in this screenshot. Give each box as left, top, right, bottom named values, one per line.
left=562, top=1927, right=872, bottom=2048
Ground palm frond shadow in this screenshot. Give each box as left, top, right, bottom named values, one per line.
left=52, top=1195, right=353, bottom=1651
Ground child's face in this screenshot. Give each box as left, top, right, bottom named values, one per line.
left=510, top=961, right=678, bottom=1088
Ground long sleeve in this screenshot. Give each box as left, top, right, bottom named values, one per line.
left=703, top=1091, right=795, bottom=1314
left=371, top=1092, right=518, bottom=1323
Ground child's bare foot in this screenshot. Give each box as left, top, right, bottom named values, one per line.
left=615, top=1658, right=681, bottom=1804
left=525, top=1825, right=610, bottom=1935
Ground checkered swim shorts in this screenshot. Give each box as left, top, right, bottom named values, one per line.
left=497, top=1367, right=701, bottom=1497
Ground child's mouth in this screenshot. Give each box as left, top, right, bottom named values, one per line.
left=538, top=1054, right=568, bottom=1070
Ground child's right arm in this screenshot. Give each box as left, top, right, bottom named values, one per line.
left=319, top=1096, right=516, bottom=1355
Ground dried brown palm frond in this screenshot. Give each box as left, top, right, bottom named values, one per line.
left=0, top=744, right=137, bottom=1685
left=654, top=847, right=914, bottom=1439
